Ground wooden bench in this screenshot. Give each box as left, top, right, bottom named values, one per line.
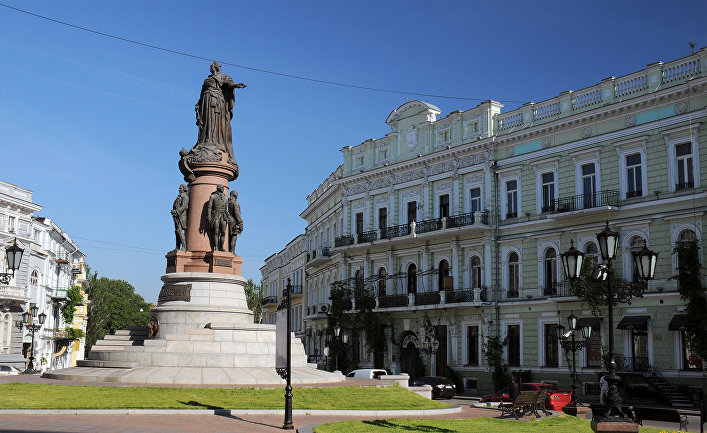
left=500, top=390, right=542, bottom=419
left=633, top=407, right=688, bottom=432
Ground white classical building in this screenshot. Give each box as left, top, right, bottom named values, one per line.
left=0, top=181, right=86, bottom=371
left=262, top=49, right=707, bottom=396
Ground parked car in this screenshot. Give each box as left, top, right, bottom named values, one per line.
left=479, top=382, right=572, bottom=411
left=346, top=369, right=388, bottom=379
left=410, top=376, right=456, bottom=399
left=0, top=365, right=21, bottom=376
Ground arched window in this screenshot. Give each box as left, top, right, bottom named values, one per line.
left=377, top=267, right=387, bottom=297
left=471, top=256, right=482, bottom=288
left=677, top=229, right=698, bottom=272
left=629, top=236, right=645, bottom=282
left=407, top=264, right=417, bottom=294
left=354, top=270, right=364, bottom=299
left=544, top=248, right=557, bottom=293
left=0, top=313, right=10, bottom=354
left=30, top=270, right=39, bottom=286
left=438, top=260, right=450, bottom=291
left=508, top=252, right=519, bottom=297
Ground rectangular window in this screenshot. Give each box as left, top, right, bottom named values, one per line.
left=470, top=188, right=481, bottom=213
left=407, top=201, right=417, bottom=224
left=506, top=180, right=517, bottom=219
left=439, top=194, right=449, bottom=219
left=582, top=164, right=596, bottom=208
left=507, top=325, right=520, bottom=367
left=378, top=208, right=387, bottom=239
left=676, top=143, right=694, bottom=189
left=8, top=216, right=16, bottom=232
left=355, top=213, right=363, bottom=235
left=356, top=156, right=364, bottom=167
left=541, top=172, right=555, bottom=213
left=544, top=323, right=558, bottom=367
left=626, top=153, right=642, bottom=198
left=467, top=326, right=479, bottom=365
left=379, top=148, right=388, bottom=161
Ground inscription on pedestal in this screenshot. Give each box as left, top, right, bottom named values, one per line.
left=159, top=284, right=192, bottom=302
left=215, top=258, right=232, bottom=267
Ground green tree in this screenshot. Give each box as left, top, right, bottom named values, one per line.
left=84, top=273, right=151, bottom=352
left=674, top=239, right=707, bottom=363
left=61, top=285, right=84, bottom=324
left=244, top=279, right=263, bottom=323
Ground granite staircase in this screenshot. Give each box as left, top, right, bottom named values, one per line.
left=643, top=365, right=694, bottom=408
left=77, top=326, right=148, bottom=369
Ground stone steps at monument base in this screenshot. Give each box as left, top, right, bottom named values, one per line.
left=115, top=329, right=149, bottom=337
left=89, top=345, right=127, bottom=352
left=104, top=334, right=147, bottom=341
left=94, top=339, right=144, bottom=346
left=77, top=359, right=139, bottom=368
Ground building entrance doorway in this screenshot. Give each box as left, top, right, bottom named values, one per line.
left=400, top=341, right=418, bottom=376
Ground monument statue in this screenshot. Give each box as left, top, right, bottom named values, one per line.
left=206, top=185, right=229, bottom=251
left=228, top=190, right=243, bottom=254
left=192, top=60, right=246, bottom=164
left=171, top=184, right=189, bottom=250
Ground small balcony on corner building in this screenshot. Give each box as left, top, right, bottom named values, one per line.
left=547, top=190, right=619, bottom=219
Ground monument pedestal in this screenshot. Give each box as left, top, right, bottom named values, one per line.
left=590, top=420, right=639, bottom=433
left=166, top=250, right=242, bottom=275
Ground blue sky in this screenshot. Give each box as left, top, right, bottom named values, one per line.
left=1, top=1, right=705, bottom=301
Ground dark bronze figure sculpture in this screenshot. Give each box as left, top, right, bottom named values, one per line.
left=171, top=184, right=189, bottom=250
left=206, top=185, right=229, bottom=251
left=228, top=190, right=243, bottom=254
left=192, top=61, right=246, bottom=164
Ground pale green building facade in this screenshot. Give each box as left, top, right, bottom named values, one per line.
left=262, top=48, right=707, bottom=396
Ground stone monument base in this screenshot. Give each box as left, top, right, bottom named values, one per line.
left=45, top=272, right=343, bottom=385
left=166, top=250, right=242, bottom=275
left=590, top=420, right=640, bottom=433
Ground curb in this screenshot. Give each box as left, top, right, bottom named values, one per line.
left=0, top=406, right=462, bottom=416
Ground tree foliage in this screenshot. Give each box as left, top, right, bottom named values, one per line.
left=483, top=335, right=508, bottom=392
left=84, top=272, right=151, bottom=352
left=673, top=240, right=707, bottom=362
left=244, top=279, right=263, bottom=323
left=61, top=285, right=84, bottom=324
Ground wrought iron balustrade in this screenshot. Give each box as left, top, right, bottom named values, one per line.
left=357, top=230, right=378, bottom=243
left=552, top=190, right=619, bottom=214
left=676, top=181, right=694, bottom=191
left=506, top=290, right=520, bottom=299
left=282, top=285, right=303, bottom=297
left=615, top=356, right=649, bottom=372
left=355, top=296, right=375, bottom=310
left=543, top=282, right=571, bottom=297
left=446, top=289, right=474, bottom=303
left=415, top=291, right=440, bottom=306
left=385, top=223, right=410, bottom=239
left=335, top=235, right=354, bottom=247
left=415, top=218, right=442, bottom=234
left=447, top=212, right=474, bottom=228
left=262, top=295, right=278, bottom=305
left=378, top=294, right=408, bottom=308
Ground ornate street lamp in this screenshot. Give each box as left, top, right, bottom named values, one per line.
left=562, top=221, right=653, bottom=422
left=21, top=305, right=46, bottom=374
left=332, top=326, right=348, bottom=372
left=1, top=239, right=24, bottom=284
left=633, top=241, right=658, bottom=281
left=561, top=240, right=585, bottom=281
left=557, top=313, right=591, bottom=412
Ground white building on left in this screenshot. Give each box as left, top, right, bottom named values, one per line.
left=0, top=181, right=87, bottom=372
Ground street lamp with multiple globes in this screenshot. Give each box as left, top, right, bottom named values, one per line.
left=0, top=239, right=24, bottom=284
left=422, top=338, right=440, bottom=375
left=21, top=305, right=46, bottom=374
left=333, top=325, right=349, bottom=372
left=561, top=221, right=657, bottom=421
left=555, top=312, right=592, bottom=411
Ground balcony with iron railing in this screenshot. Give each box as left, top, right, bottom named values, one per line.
left=262, top=295, right=278, bottom=306
left=307, top=247, right=331, bottom=266
left=282, top=285, right=303, bottom=297
left=549, top=190, right=619, bottom=215
left=0, top=285, right=29, bottom=301
left=334, top=210, right=491, bottom=248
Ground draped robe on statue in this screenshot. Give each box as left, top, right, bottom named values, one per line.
left=195, top=72, right=237, bottom=164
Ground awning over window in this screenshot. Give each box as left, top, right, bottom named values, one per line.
left=577, top=317, right=601, bottom=328
left=616, top=315, right=650, bottom=331
left=668, top=314, right=691, bottom=331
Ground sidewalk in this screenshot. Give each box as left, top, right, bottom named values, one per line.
left=0, top=405, right=493, bottom=433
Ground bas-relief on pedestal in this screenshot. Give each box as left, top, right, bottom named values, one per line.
left=44, top=62, right=343, bottom=385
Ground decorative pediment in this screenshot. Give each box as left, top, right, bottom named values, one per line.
left=386, top=100, right=441, bottom=125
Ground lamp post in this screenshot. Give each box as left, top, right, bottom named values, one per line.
left=423, top=338, right=439, bottom=375
left=275, top=278, right=293, bottom=430
left=333, top=326, right=349, bottom=372
left=562, top=221, right=657, bottom=422
left=556, top=312, right=592, bottom=412
left=21, top=305, right=46, bottom=374
left=0, top=239, right=24, bottom=284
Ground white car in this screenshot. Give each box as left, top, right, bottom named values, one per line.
left=346, top=369, right=388, bottom=379
left=0, top=365, right=21, bottom=376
